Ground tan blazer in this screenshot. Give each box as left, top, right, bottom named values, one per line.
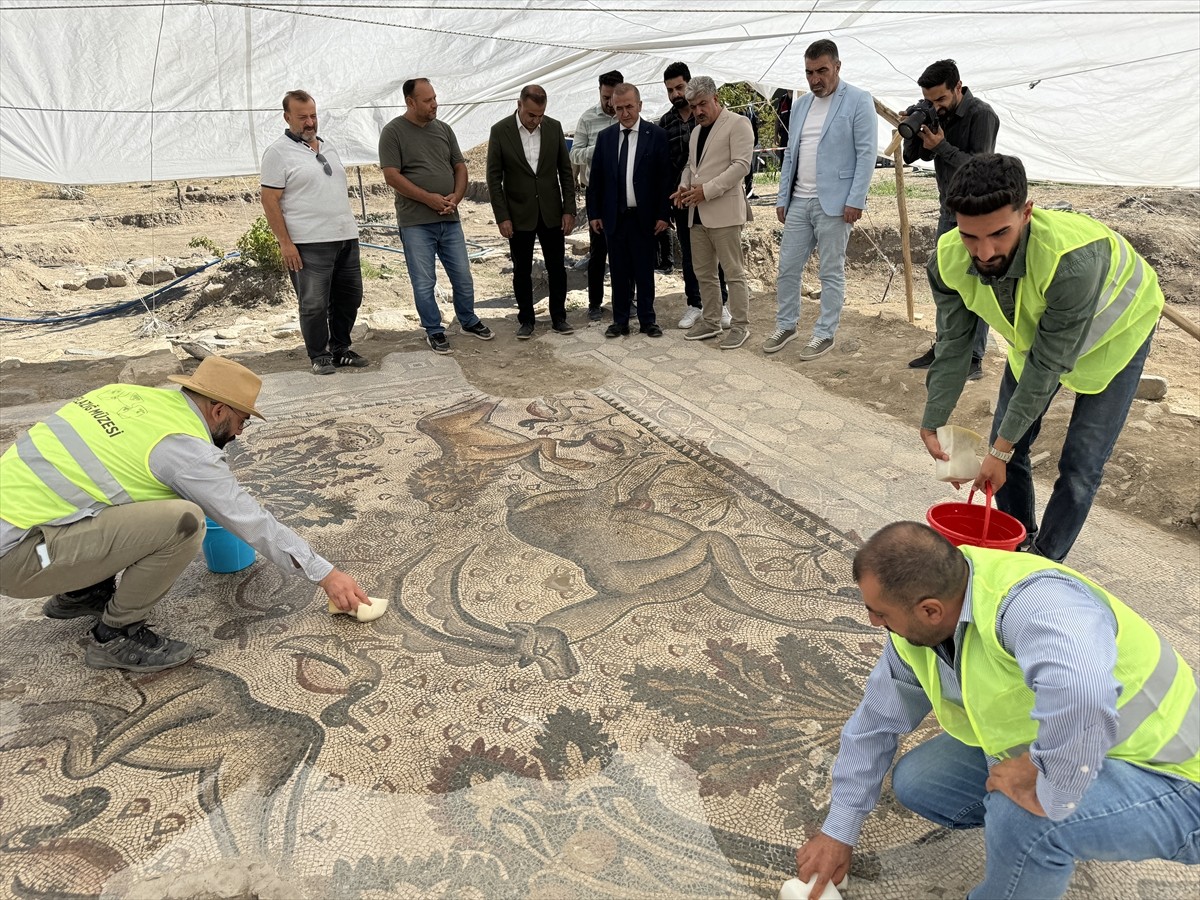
left=680, top=108, right=754, bottom=228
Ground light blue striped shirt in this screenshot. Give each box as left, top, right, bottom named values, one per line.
left=822, top=563, right=1125, bottom=846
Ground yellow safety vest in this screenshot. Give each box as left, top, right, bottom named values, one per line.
left=891, top=546, right=1199, bottom=783
left=937, top=208, right=1163, bottom=394
left=0, top=385, right=210, bottom=530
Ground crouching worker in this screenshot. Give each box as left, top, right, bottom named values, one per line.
left=795, top=521, right=1199, bottom=900
left=0, top=357, right=369, bottom=673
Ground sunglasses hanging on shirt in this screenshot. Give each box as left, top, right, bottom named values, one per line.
left=284, top=129, right=332, bottom=176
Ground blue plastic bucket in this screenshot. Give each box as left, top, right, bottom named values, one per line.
left=202, top=517, right=256, bottom=573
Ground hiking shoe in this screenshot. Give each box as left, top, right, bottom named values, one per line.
left=968, top=358, right=984, bottom=381
left=311, top=354, right=336, bottom=375
left=85, top=621, right=195, bottom=673
left=44, top=576, right=115, bottom=619
left=763, top=328, right=797, bottom=354
left=720, top=326, right=749, bottom=350
left=331, top=349, right=368, bottom=368
left=908, top=345, right=936, bottom=369
left=685, top=321, right=722, bottom=341
left=678, top=306, right=703, bottom=329
left=588, top=306, right=604, bottom=322
left=517, top=323, right=535, bottom=340
left=427, top=332, right=452, bottom=354
left=720, top=306, right=733, bottom=329
left=798, top=336, right=835, bottom=361
left=463, top=320, right=494, bottom=341
left=551, top=320, right=575, bottom=335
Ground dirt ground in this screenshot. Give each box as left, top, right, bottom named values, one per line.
left=1, top=159, right=1197, bottom=540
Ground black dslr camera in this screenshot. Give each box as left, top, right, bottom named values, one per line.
left=898, top=99, right=940, bottom=139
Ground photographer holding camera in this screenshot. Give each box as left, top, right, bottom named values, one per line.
left=902, top=60, right=999, bottom=379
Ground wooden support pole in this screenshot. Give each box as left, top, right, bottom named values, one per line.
left=893, top=144, right=915, bottom=323
left=1161, top=302, right=1200, bottom=342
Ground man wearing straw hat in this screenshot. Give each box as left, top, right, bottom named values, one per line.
left=795, top=521, right=1199, bottom=900
left=0, top=357, right=370, bottom=673
left=920, top=153, right=1165, bottom=563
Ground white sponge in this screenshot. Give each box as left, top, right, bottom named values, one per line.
left=327, top=596, right=389, bottom=622
left=779, top=875, right=848, bottom=900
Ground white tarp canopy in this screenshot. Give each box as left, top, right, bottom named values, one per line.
left=2, top=0, right=1198, bottom=187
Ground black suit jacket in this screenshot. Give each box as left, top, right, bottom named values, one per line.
left=486, top=114, right=575, bottom=231
left=585, top=119, right=672, bottom=234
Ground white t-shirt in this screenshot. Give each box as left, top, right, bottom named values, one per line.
left=260, top=133, right=358, bottom=244
left=793, top=93, right=835, bottom=200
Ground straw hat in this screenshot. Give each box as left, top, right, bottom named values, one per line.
left=169, top=357, right=266, bottom=420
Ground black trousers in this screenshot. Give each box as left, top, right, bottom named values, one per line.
left=510, top=214, right=567, bottom=326
left=607, top=210, right=657, bottom=327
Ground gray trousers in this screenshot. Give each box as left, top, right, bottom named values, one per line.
left=0, top=500, right=206, bottom=628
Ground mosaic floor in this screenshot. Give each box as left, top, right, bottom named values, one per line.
left=1, top=335, right=1197, bottom=899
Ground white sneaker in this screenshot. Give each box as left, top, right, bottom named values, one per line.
left=678, top=306, right=703, bottom=329
left=720, top=306, right=733, bottom=329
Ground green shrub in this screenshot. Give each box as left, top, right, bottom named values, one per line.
left=188, top=235, right=224, bottom=257
left=235, top=216, right=285, bottom=275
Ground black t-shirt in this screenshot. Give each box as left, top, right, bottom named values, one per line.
left=693, top=124, right=715, bottom=226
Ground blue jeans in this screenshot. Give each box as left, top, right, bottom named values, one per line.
left=775, top=198, right=852, bottom=339
left=398, top=221, right=482, bottom=335
left=990, top=331, right=1153, bottom=562
left=893, top=734, right=1200, bottom=899
left=289, top=239, right=363, bottom=360
left=937, top=208, right=990, bottom=361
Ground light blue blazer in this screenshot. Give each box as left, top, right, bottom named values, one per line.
left=777, top=80, right=877, bottom=218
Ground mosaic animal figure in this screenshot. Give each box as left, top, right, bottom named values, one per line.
left=389, top=455, right=870, bottom=681
left=1, top=664, right=323, bottom=859
left=276, top=633, right=388, bottom=732
left=407, top=398, right=597, bottom=511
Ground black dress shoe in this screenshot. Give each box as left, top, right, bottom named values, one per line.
left=605, top=323, right=629, bottom=338
left=588, top=307, right=603, bottom=322
left=908, top=345, right=936, bottom=369
left=516, top=323, right=535, bottom=340
left=551, top=320, right=575, bottom=335
left=640, top=323, right=663, bottom=337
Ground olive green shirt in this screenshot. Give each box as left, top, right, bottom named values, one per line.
left=923, top=225, right=1110, bottom=444
left=378, top=116, right=465, bottom=227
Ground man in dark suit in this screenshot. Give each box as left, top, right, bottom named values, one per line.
left=486, top=85, right=577, bottom=338
left=586, top=83, right=671, bottom=339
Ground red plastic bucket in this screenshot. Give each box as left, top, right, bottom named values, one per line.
left=926, top=484, right=1027, bottom=551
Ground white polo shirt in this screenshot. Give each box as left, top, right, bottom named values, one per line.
left=260, top=133, right=358, bottom=244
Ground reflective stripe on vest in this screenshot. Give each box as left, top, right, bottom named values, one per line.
left=0, top=386, right=210, bottom=530
left=891, top=547, right=1199, bottom=783
left=937, top=208, right=1163, bottom=395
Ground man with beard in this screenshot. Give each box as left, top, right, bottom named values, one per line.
left=794, top=521, right=1199, bottom=900
left=0, top=357, right=370, bottom=673
left=904, top=60, right=1000, bottom=380
left=659, top=62, right=731, bottom=330
left=260, top=90, right=367, bottom=376
left=571, top=69, right=624, bottom=322
left=764, top=39, right=876, bottom=361
left=673, top=76, right=754, bottom=350
left=379, top=78, right=494, bottom=354
left=920, top=154, right=1165, bottom=563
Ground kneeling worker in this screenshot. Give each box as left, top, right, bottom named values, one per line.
left=795, top=521, right=1199, bottom=900
left=0, top=357, right=370, bottom=672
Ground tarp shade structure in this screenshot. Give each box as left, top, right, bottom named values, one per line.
left=1, top=0, right=1198, bottom=187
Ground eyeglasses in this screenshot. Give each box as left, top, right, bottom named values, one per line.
left=314, top=152, right=332, bottom=176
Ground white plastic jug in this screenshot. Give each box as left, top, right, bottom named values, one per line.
left=779, top=874, right=849, bottom=900
left=935, top=424, right=985, bottom=483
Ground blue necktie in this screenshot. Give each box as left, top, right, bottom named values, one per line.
left=618, top=128, right=631, bottom=211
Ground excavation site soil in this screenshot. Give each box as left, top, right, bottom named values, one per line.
left=1, top=156, right=1197, bottom=541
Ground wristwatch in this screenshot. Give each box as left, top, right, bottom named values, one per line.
left=988, top=445, right=1015, bottom=463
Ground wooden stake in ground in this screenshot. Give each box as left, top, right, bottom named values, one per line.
left=874, top=99, right=915, bottom=324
